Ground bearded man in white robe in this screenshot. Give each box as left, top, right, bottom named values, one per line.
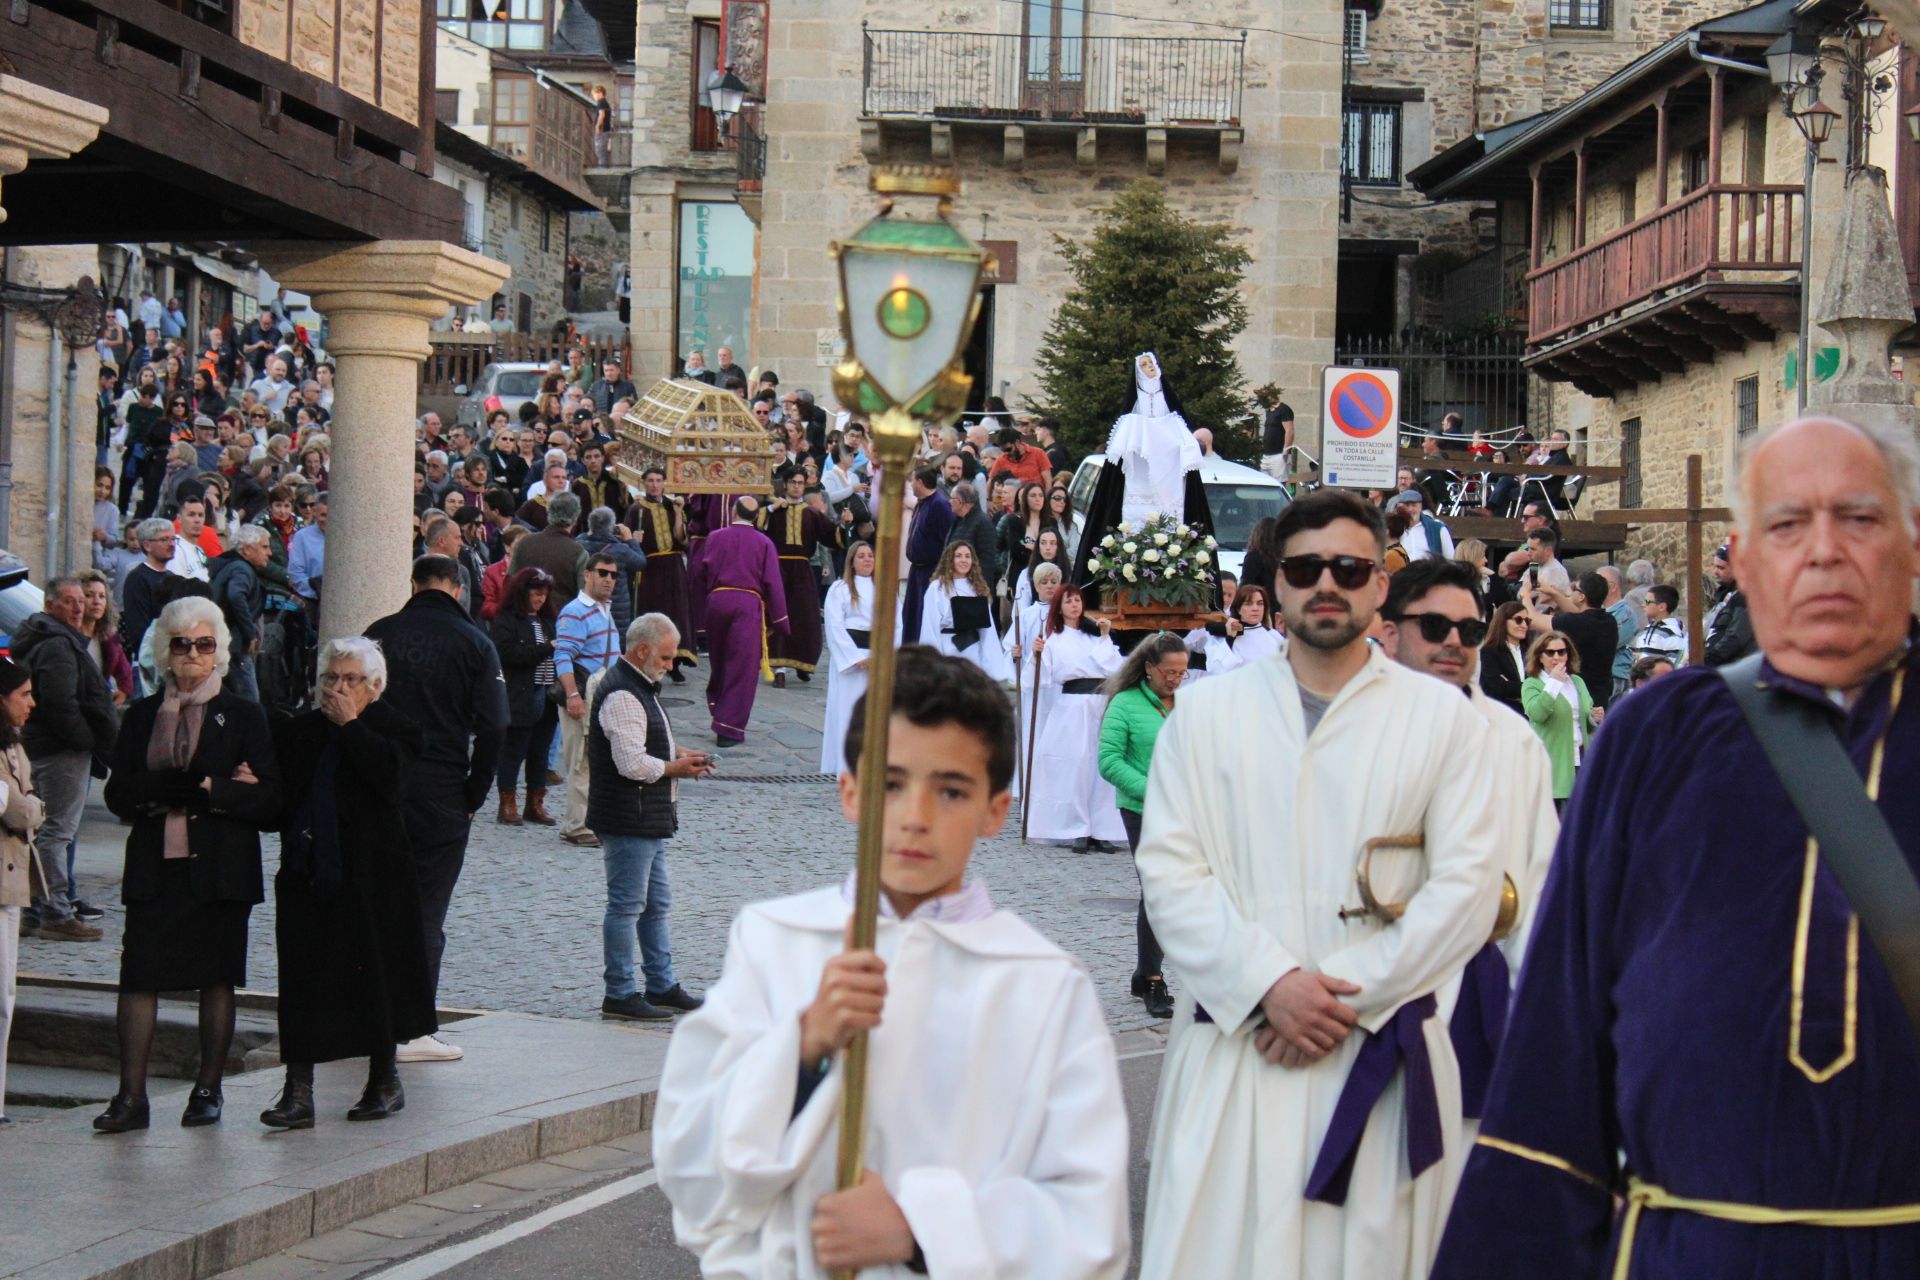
left=1135, top=488, right=1505, bottom=1280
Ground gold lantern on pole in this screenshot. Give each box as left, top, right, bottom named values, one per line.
left=826, top=165, right=993, bottom=1256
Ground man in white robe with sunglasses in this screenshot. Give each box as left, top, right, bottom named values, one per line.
left=1135, top=488, right=1505, bottom=1280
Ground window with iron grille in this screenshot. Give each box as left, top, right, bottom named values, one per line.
left=1343, top=100, right=1401, bottom=186
left=1549, top=0, right=1610, bottom=31
left=1620, top=418, right=1642, bottom=509
left=1735, top=376, right=1761, bottom=443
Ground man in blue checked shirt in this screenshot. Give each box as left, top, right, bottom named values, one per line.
left=554, top=551, right=623, bottom=848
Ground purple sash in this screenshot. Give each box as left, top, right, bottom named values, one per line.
left=1303, top=993, right=1443, bottom=1205
left=1448, top=942, right=1510, bottom=1120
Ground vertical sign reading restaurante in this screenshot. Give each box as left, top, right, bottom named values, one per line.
left=678, top=201, right=756, bottom=370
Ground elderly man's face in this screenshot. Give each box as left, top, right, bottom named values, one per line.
left=48, top=585, right=86, bottom=630
left=632, top=629, right=679, bottom=679
left=426, top=458, right=447, bottom=481
left=1733, top=418, right=1920, bottom=688
left=423, top=412, right=442, bottom=435
left=545, top=466, right=569, bottom=494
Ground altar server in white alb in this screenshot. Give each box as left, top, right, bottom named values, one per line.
left=1377, top=557, right=1559, bottom=1147
left=921, top=541, right=1013, bottom=683
left=818, top=542, right=901, bottom=776
left=1027, top=584, right=1126, bottom=852
left=1002, top=561, right=1062, bottom=799
left=1200, top=583, right=1284, bottom=677
left=1135, top=488, right=1505, bottom=1280
left=654, top=648, right=1130, bottom=1278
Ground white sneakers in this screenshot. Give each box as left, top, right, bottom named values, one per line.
left=396, top=1035, right=464, bottom=1063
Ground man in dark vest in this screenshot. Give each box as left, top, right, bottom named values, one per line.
left=587, top=611, right=714, bottom=1022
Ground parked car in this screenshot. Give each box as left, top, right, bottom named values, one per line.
left=1064, top=452, right=1289, bottom=583
left=0, top=552, right=43, bottom=655
left=454, top=362, right=547, bottom=431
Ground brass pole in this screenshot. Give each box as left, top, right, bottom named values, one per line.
left=831, top=406, right=920, bottom=1258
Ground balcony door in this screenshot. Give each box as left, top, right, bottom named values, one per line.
left=1021, top=0, right=1085, bottom=118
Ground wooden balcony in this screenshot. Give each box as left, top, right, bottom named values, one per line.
left=1525, top=183, right=1801, bottom=397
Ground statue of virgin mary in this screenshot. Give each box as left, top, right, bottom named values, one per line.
left=1068, top=351, right=1216, bottom=609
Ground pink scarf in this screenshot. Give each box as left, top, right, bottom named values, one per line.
left=148, top=673, right=222, bottom=858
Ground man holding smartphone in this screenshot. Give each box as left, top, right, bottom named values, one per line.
left=588, top=612, right=713, bottom=1022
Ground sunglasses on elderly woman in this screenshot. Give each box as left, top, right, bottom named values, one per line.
left=168, top=636, right=220, bottom=656
left=1277, top=554, right=1377, bottom=591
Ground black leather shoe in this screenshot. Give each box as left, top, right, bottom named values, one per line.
left=669, top=667, right=687, bottom=684
left=347, top=1079, right=405, bottom=1122
left=1072, top=837, right=1091, bottom=854
left=601, top=993, right=673, bottom=1022
left=1143, top=977, right=1175, bottom=1020
left=644, top=984, right=705, bottom=1013
left=181, top=1086, right=223, bottom=1127
left=260, top=1081, right=316, bottom=1130
left=1130, top=972, right=1149, bottom=998
left=93, top=1094, right=150, bottom=1133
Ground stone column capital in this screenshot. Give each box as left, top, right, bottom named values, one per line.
left=268, top=240, right=509, bottom=317
left=0, top=76, right=109, bottom=225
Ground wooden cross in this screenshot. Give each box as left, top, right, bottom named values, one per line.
left=1595, top=454, right=1731, bottom=664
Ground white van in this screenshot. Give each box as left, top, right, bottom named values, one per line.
left=1063, top=453, right=1290, bottom=582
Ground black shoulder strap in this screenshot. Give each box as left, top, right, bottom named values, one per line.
left=1719, top=652, right=1920, bottom=1040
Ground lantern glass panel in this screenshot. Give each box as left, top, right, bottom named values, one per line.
left=842, top=249, right=982, bottom=408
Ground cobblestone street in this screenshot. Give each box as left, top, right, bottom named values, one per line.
left=26, top=670, right=1167, bottom=1036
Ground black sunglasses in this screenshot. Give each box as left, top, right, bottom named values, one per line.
left=1540, top=646, right=1570, bottom=657
left=1397, top=612, right=1488, bottom=646
left=1278, top=554, right=1377, bottom=591
left=168, top=636, right=220, bottom=655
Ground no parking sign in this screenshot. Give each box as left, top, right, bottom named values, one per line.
left=1320, top=367, right=1400, bottom=490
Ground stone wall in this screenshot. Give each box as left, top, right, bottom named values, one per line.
left=482, top=182, right=569, bottom=334
left=568, top=212, right=630, bottom=313
left=627, top=0, right=747, bottom=380
left=752, top=0, right=1344, bottom=452
left=2, top=245, right=102, bottom=584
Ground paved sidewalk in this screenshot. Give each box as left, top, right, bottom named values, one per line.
left=0, top=1013, right=669, bottom=1280
left=22, top=669, right=1167, bottom=1033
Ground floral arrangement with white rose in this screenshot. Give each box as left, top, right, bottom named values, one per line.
left=1085, top=512, right=1218, bottom=610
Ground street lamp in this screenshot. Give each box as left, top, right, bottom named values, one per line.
left=1768, top=30, right=1831, bottom=413
left=824, top=166, right=992, bottom=1278
left=703, top=65, right=750, bottom=131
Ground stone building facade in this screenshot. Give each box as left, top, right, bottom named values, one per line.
left=628, top=0, right=1344, bottom=452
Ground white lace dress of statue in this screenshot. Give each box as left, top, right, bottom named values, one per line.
left=1105, top=351, right=1202, bottom=525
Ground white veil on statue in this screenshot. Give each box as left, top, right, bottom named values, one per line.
left=1104, top=351, right=1202, bottom=524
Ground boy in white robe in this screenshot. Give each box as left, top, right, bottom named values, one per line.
left=1002, top=563, right=1061, bottom=799
left=655, top=646, right=1131, bottom=1279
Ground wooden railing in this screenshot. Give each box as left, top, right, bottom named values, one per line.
left=420, top=332, right=633, bottom=396
left=1527, top=183, right=1801, bottom=346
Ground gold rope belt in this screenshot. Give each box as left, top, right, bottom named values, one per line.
left=1613, top=1178, right=1920, bottom=1280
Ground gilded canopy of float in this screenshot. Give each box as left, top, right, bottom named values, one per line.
left=615, top=378, right=780, bottom=495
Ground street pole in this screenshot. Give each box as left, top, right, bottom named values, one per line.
left=1798, top=137, right=1814, bottom=414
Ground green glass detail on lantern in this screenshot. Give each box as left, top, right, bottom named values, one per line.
left=877, top=287, right=930, bottom=340
left=858, top=378, right=889, bottom=413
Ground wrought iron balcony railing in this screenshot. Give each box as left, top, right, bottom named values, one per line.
left=862, top=28, right=1244, bottom=127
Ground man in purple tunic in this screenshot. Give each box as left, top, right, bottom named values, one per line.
left=901, top=467, right=952, bottom=644
left=1434, top=416, right=1920, bottom=1280
left=689, top=496, right=788, bottom=748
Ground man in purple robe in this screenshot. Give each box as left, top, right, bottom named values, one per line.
left=624, top=467, right=694, bottom=682
left=1434, top=416, right=1920, bottom=1279
left=901, top=467, right=952, bottom=644
left=684, top=492, right=731, bottom=648
left=689, top=496, right=788, bottom=748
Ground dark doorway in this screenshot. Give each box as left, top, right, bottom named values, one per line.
left=1337, top=254, right=1398, bottom=343
left=962, top=286, right=995, bottom=414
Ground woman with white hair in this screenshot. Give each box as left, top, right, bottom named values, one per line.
left=96, top=597, right=281, bottom=1133
left=261, top=636, right=436, bottom=1129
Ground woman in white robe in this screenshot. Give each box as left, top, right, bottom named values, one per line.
left=1002, top=564, right=1062, bottom=800
left=819, top=541, right=901, bottom=776
left=922, top=541, right=1013, bottom=684
left=1012, top=527, right=1069, bottom=613
left=1027, top=585, right=1127, bottom=850
left=1203, top=583, right=1284, bottom=677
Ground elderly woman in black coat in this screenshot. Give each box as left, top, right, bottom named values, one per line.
left=97, top=596, right=281, bottom=1133
left=259, top=635, right=436, bottom=1130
